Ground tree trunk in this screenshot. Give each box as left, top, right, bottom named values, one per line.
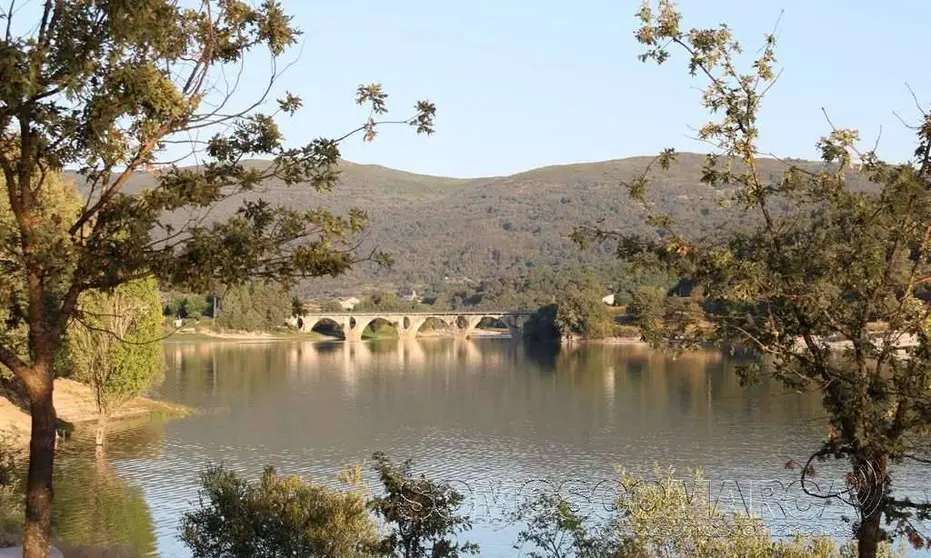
left=95, top=413, right=108, bottom=447
left=22, top=374, right=56, bottom=558
left=855, top=452, right=888, bottom=558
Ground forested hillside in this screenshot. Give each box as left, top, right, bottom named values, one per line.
left=70, top=153, right=838, bottom=296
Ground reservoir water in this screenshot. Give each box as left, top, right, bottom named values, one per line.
left=47, top=337, right=926, bottom=556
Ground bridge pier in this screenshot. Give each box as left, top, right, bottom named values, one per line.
left=343, top=316, right=374, bottom=343
left=455, top=315, right=484, bottom=338
left=396, top=317, right=427, bottom=341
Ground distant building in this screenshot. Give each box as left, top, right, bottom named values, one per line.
left=601, top=293, right=616, bottom=306
left=340, top=296, right=361, bottom=310
left=400, top=288, right=422, bottom=303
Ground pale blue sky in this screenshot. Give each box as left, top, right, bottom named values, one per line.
left=263, top=1, right=930, bottom=178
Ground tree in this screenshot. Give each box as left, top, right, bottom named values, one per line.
left=180, top=465, right=378, bottom=558
left=523, top=303, right=560, bottom=342
left=291, top=296, right=306, bottom=318
left=0, top=2, right=435, bottom=554
left=369, top=452, right=479, bottom=558
left=64, top=277, right=163, bottom=447
left=321, top=299, right=346, bottom=313
left=573, top=3, right=931, bottom=556
left=0, top=172, right=82, bottom=389
left=624, top=285, right=703, bottom=346
left=162, top=292, right=214, bottom=320
left=554, top=283, right=613, bottom=339
left=215, top=281, right=291, bottom=332
left=611, top=467, right=899, bottom=558
left=354, top=290, right=422, bottom=313
left=180, top=296, right=211, bottom=321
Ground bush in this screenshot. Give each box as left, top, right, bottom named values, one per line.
left=180, top=465, right=378, bottom=558
left=0, top=446, right=22, bottom=547
left=511, top=466, right=903, bottom=558
left=511, top=491, right=629, bottom=558
left=369, top=452, right=478, bottom=558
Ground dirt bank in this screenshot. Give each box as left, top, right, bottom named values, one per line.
left=0, top=379, right=187, bottom=450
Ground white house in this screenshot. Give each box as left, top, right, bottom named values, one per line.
left=601, top=293, right=616, bottom=306
left=401, top=288, right=421, bottom=303
left=340, top=296, right=361, bottom=310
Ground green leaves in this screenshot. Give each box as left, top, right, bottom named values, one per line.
left=355, top=83, right=437, bottom=141
left=180, top=464, right=377, bottom=558
left=356, top=83, right=389, bottom=115
left=554, top=281, right=613, bottom=338
left=411, top=99, right=437, bottom=136
left=369, top=452, right=479, bottom=558
left=817, top=128, right=861, bottom=168
left=276, top=92, right=303, bottom=115
left=215, top=282, right=291, bottom=332
left=657, top=147, right=677, bottom=169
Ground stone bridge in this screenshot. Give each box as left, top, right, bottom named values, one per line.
left=291, top=311, right=532, bottom=342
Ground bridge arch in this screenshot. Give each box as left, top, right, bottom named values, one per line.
left=302, top=316, right=345, bottom=339
left=416, top=316, right=456, bottom=334
left=365, top=317, right=398, bottom=338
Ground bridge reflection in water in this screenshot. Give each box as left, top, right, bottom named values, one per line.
left=165, top=337, right=726, bottom=393
left=159, top=335, right=743, bottom=442
left=284, top=337, right=492, bottom=380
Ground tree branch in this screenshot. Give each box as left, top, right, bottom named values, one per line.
left=0, top=341, right=29, bottom=378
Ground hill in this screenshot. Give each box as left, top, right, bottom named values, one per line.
left=68, top=154, right=838, bottom=297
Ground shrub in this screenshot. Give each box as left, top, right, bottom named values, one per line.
left=0, top=445, right=22, bottom=547
left=180, top=465, right=378, bottom=558
left=369, top=452, right=478, bottom=558
left=511, top=467, right=903, bottom=558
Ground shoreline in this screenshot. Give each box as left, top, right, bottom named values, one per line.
left=560, top=335, right=647, bottom=346
left=0, top=379, right=189, bottom=452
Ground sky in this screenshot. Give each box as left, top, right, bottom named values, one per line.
left=232, top=1, right=929, bottom=178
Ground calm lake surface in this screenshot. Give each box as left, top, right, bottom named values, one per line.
left=47, top=337, right=927, bottom=556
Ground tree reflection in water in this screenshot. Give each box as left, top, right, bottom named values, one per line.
left=51, top=435, right=159, bottom=556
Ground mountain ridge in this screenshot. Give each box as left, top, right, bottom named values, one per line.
left=68, top=153, right=839, bottom=296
